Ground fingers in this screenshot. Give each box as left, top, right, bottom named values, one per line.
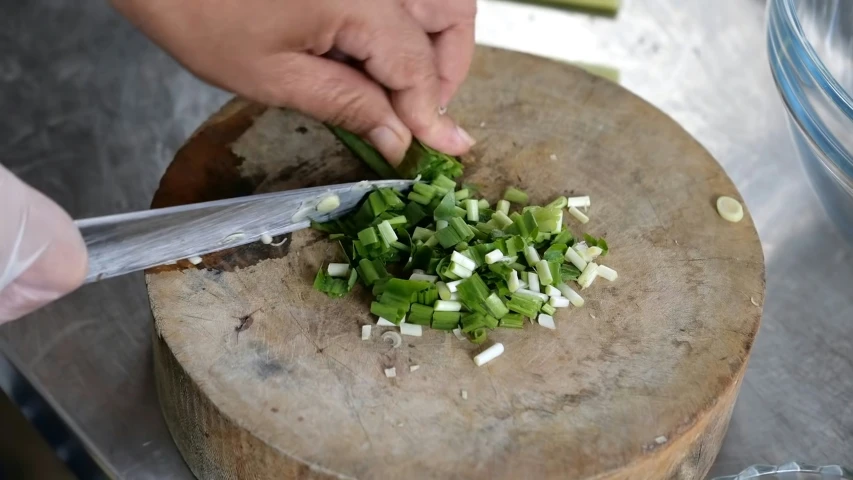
left=402, top=0, right=477, bottom=104
left=250, top=53, right=412, bottom=163
left=0, top=165, right=87, bottom=323
left=335, top=2, right=475, bottom=156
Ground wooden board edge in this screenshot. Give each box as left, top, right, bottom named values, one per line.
left=153, top=312, right=746, bottom=480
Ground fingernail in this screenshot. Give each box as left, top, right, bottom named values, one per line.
left=456, top=126, right=476, bottom=147
left=368, top=125, right=406, bottom=163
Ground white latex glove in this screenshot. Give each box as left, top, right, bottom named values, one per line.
left=0, top=164, right=88, bottom=323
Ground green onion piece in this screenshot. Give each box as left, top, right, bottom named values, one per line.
left=466, top=199, right=479, bottom=222
left=432, top=174, right=457, bottom=191
left=561, top=263, right=582, bottom=281
left=436, top=224, right=465, bottom=248
left=358, top=227, right=379, bottom=246
left=543, top=243, right=568, bottom=262
left=536, top=260, right=554, bottom=285
left=454, top=189, right=470, bottom=201
left=461, top=312, right=486, bottom=333
left=484, top=293, right=510, bottom=319
left=391, top=241, right=410, bottom=252
left=552, top=229, right=573, bottom=246
left=507, top=293, right=544, bottom=318
left=412, top=227, right=435, bottom=242
left=433, top=191, right=458, bottom=220
left=478, top=199, right=490, bottom=210
left=503, top=187, right=529, bottom=205
left=432, top=311, right=461, bottom=330
left=456, top=273, right=491, bottom=315
left=541, top=304, right=557, bottom=315
left=466, top=328, right=488, bottom=344
left=413, top=182, right=437, bottom=199
left=583, top=233, right=609, bottom=256
left=408, top=303, right=435, bottom=325
left=476, top=222, right=496, bottom=235
left=547, top=196, right=568, bottom=209
left=499, top=313, right=524, bottom=329
left=492, top=211, right=514, bottom=229
left=532, top=206, right=563, bottom=233
left=496, top=199, right=510, bottom=215
left=403, top=202, right=427, bottom=226
left=378, top=220, right=398, bottom=244
left=370, top=302, right=406, bottom=324
left=436, top=281, right=452, bottom=300
left=387, top=215, right=407, bottom=226
left=408, top=191, right=432, bottom=205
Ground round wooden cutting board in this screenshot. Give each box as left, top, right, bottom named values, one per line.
left=145, top=47, right=764, bottom=480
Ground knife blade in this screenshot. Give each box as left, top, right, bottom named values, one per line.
left=74, top=179, right=414, bottom=283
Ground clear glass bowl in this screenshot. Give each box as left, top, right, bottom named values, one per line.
left=713, top=462, right=853, bottom=480
left=767, top=0, right=853, bottom=241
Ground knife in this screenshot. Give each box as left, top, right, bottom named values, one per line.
left=74, top=179, right=414, bottom=283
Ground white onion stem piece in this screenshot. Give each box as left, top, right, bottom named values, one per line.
left=569, top=206, right=590, bottom=224
left=557, top=284, right=585, bottom=307
left=567, top=196, right=591, bottom=208
left=327, top=263, right=350, bottom=277
left=537, top=314, right=556, bottom=329
left=545, top=285, right=562, bottom=297
left=564, top=247, right=588, bottom=271
left=361, top=325, right=372, bottom=340
left=485, top=249, right=505, bottom=264
left=316, top=194, right=341, bottom=212
left=528, top=272, right=540, bottom=293
left=451, top=251, right=477, bottom=271
left=473, top=343, right=505, bottom=367
left=549, top=296, right=570, bottom=308
left=597, top=265, right=618, bottom=281
left=400, top=323, right=423, bottom=337
left=435, top=300, right=462, bottom=312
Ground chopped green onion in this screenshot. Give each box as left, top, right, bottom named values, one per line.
left=564, top=246, right=588, bottom=271
left=436, top=281, right=452, bottom=300
left=432, top=311, right=461, bottom=330
left=454, top=189, right=470, bottom=201
left=327, top=263, right=350, bottom=277
left=567, top=196, right=591, bottom=208
left=577, top=263, right=599, bottom=289
left=516, top=288, right=549, bottom=302
left=446, top=279, right=462, bottom=292
left=408, top=191, right=432, bottom=205
left=541, top=304, right=557, bottom=315
left=496, top=199, right=510, bottom=215
left=408, top=304, right=435, bottom=325
left=507, top=293, right=543, bottom=318
left=508, top=270, right=520, bottom=292
left=549, top=296, right=570, bottom=308
left=484, top=249, right=504, bottom=265
left=400, top=323, right=423, bottom=337
left=545, top=285, right=562, bottom=297
left=412, top=227, right=435, bottom=242
left=478, top=199, right=490, bottom=210
left=537, top=313, right=556, bottom=330
left=569, top=206, right=590, bottom=224
left=451, top=251, right=477, bottom=271
left=528, top=272, right=541, bottom=293
left=358, top=227, right=379, bottom=246
left=484, top=293, right=509, bottom=319
left=435, top=300, right=462, bottom=312
left=449, top=262, right=474, bottom=279
left=498, top=314, right=524, bottom=329
left=524, top=246, right=541, bottom=266
left=535, top=260, right=554, bottom=286
left=492, top=211, right=513, bottom=229
left=413, top=182, right=438, bottom=199
left=378, top=220, right=398, bottom=243
left=504, top=187, right=529, bottom=205
left=597, top=265, right=618, bottom=281
left=473, top=343, right=504, bottom=366
left=557, top=284, right=585, bottom=307
left=466, top=199, right=479, bottom=222
left=547, top=196, right=568, bottom=209
left=361, top=325, right=372, bottom=340
left=409, top=273, right=438, bottom=283
left=317, top=194, right=341, bottom=213
left=432, top=174, right=457, bottom=191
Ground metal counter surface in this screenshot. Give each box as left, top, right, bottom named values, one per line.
left=1, top=0, right=851, bottom=478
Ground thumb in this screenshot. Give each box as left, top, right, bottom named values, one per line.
left=0, top=165, right=88, bottom=323
left=250, top=53, right=413, bottom=164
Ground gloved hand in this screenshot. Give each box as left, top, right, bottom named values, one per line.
left=110, top=0, right=478, bottom=163
left=0, top=164, right=88, bottom=324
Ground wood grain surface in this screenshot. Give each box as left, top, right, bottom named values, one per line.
left=145, top=47, right=765, bottom=480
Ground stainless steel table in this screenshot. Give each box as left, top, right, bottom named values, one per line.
left=2, top=0, right=851, bottom=478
